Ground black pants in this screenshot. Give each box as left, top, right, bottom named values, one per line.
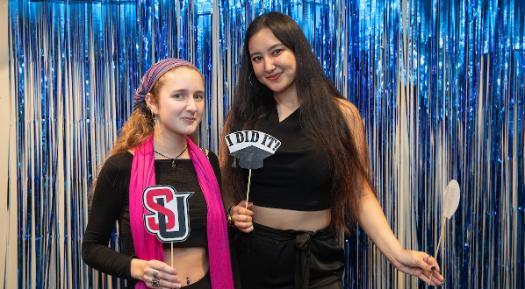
left=235, top=223, right=344, bottom=289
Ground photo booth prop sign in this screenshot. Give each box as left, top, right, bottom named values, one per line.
left=225, top=130, right=281, bottom=205
left=142, top=185, right=194, bottom=243
left=225, top=130, right=281, bottom=169
left=434, top=179, right=461, bottom=257
left=431, top=179, right=461, bottom=280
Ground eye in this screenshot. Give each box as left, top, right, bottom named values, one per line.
left=194, top=93, right=205, bottom=102
left=171, top=93, right=188, bottom=101
left=271, top=48, right=284, bottom=56
left=251, top=55, right=263, bottom=63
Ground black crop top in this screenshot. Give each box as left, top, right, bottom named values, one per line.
left=82, top=150, right=221, bottom=280
left=250, top=107, right=333, bottom=211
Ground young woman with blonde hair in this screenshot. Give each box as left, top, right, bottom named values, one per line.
left=83, top=59, right=234, bottom=289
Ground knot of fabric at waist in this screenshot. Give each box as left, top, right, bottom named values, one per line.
left=295, top=232, right=313, bottom=289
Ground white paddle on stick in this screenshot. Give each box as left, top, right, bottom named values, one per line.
left=430, top=179, right=460, bottom=281
left=434, top=179, right=461, bottom=258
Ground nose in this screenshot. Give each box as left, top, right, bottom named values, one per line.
left=263, top=58, right=275, bottom=72
left=186, top=97, right=197, bottom=112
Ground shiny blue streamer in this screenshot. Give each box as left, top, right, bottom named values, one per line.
left=8, top=0, right=525, bottom=288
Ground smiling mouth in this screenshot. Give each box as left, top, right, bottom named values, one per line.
left=181, top=117, right=197, bottom=122
left=265, top=73, right=281, bottom=81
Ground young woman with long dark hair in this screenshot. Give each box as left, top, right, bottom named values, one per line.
left=221, top=12, right=444, bottom=289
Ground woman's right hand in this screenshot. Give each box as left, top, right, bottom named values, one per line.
left=131, top=258, right=182, bottom=289
left=230, top=201, right=254, bottom=233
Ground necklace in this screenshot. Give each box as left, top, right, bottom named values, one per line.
left=154, top=145, right=188, bottom=168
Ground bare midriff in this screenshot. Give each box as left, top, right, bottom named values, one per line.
left=163, top=247, right=208, bottom=286
left=253, top=205, right=331, bottom=231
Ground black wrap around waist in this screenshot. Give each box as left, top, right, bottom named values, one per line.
left=235, top=223, right=344, bottom=289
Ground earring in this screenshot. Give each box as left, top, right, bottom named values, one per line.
left=148, top=106, right=158, bottom=123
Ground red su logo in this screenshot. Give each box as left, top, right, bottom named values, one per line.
left=142, top=185, right=194, bottom=242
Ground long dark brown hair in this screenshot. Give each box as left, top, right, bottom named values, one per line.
left=221, top=12, right=373, bottom=233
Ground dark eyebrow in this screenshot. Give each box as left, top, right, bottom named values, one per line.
left=267, top=43, right=284, bottom=51
left=249, top=43, right=285, bottom=58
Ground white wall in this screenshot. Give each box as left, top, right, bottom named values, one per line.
left=0, top=0, right=18, bottom=287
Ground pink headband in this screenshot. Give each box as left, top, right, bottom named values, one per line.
left=133, top=58, right=199, bottom=107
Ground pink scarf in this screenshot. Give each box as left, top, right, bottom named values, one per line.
left=129, top=136, right=234, bottom=289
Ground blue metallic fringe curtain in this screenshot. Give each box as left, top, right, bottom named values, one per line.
left=6, top=0, right=524, bottom=288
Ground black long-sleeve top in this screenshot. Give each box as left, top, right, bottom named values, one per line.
left=82, top=150, right=221, bottom=281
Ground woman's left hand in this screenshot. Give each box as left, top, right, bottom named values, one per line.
left=392, top=249, right=444, bottom=286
